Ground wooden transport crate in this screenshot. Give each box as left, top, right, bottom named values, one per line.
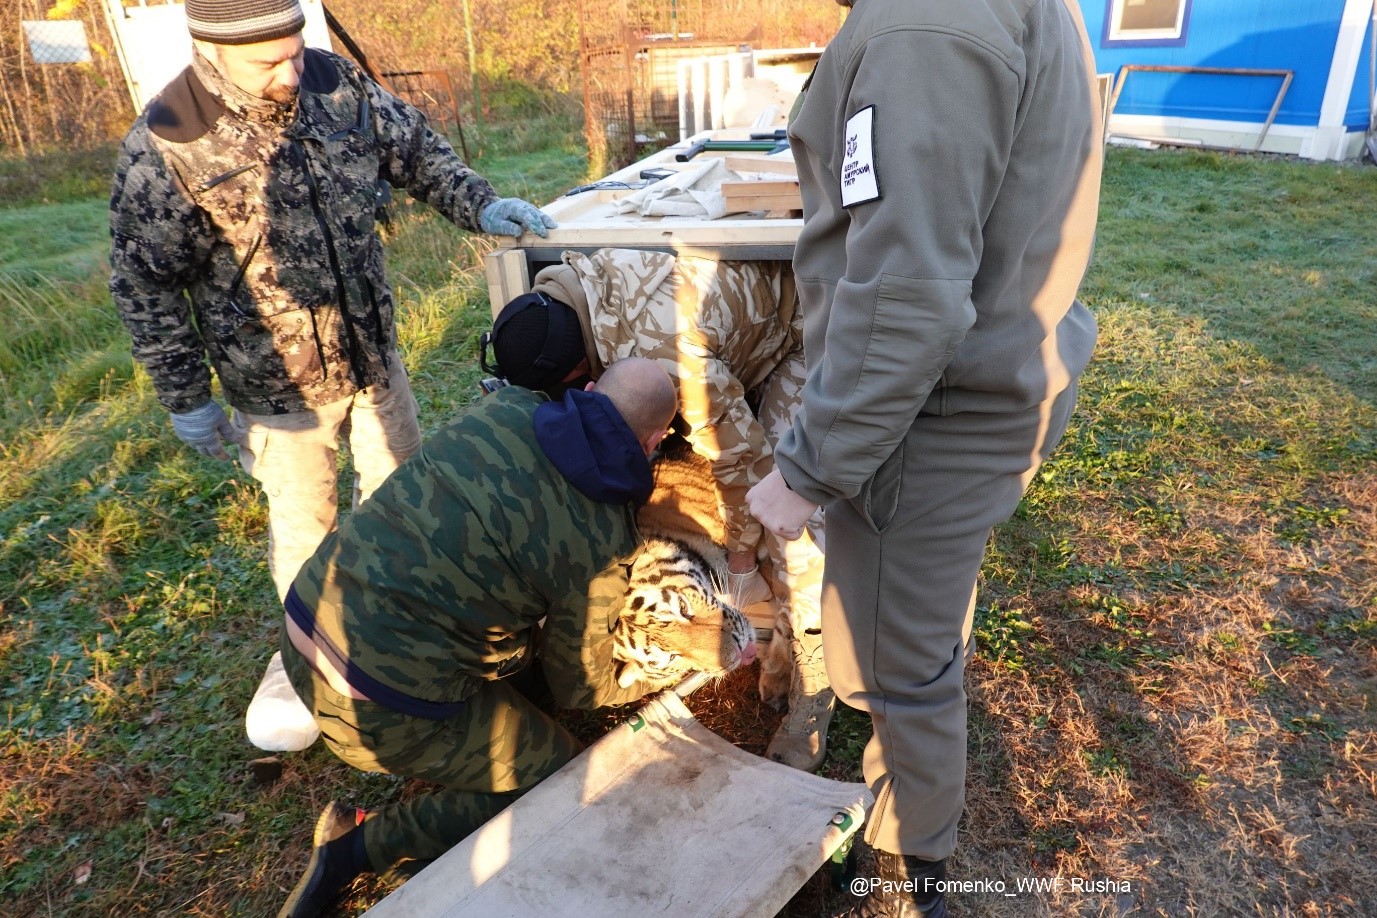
left=484, top=130, right=803, bottom=314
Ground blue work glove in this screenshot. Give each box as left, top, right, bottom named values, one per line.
left=169, top=401, right=237, bottom=460
left=479, top=197, right=557, bottom=238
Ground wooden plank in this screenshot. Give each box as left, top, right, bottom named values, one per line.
left=721, top=179, right=800, bottom=197
left=507, top=218, right=802, bottom=249
left=723, top=154, right=798, bottom=175
left=515, top=243, right=797, bottom=262
left=722, top=194, right=804, bottom=213
left=484, top=247, right=531, bottom=318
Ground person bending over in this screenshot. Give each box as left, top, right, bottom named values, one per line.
left=277, top=358, right=677, bottom=917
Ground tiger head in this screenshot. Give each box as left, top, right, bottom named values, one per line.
left=613, top=538, right=757, bottom=689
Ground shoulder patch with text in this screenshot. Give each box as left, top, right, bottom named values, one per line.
left=840, top=105, right=880, bottom=208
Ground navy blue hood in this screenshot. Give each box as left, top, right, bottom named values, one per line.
left=534, top=388, right=653, bottom=507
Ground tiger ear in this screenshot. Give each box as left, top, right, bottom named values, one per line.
left=617, top=659, right=645, bottom=688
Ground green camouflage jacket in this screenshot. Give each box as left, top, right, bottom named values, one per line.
left=289, top=386, right=659, bottom=712
left=109, top=48, right=499, bottom=415
left=532, top=249, right=802, bottom=555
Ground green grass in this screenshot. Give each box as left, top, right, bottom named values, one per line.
left=0, top=143, right=120, bottom=210
left=1078, top=149, right=1377, bottom=399
left=3, top=142, right=1377, bottom=916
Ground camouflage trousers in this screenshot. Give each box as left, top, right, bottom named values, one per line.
left=280, top=634, right=582, bottom=869
left=233, top=354, right=422, bottom=602
left=754, top=344, right=824, bottom=638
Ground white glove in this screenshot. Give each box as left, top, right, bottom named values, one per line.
left=169, top=401, right=237, bottom=460
left=479, top=197, right=557, bottom=237
left=725, top=566, right=773, bottom=608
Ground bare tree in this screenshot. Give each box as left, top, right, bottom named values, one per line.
left=0, top=0, right=130, bottom=154
left=0, top=0, right=836, bottom=157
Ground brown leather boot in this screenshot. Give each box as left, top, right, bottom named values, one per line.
left=834, top=847, right=949, bottom=918
left=765, top=626, right=834, bottom=771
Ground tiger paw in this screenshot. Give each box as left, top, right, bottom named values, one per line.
left=757, top=635, right=792, bottom=710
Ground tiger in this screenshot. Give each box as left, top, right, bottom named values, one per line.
left=611, top=435, right=758, bottom=690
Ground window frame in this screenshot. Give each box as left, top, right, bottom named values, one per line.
left=1101, top=0, right=1193, bottom=48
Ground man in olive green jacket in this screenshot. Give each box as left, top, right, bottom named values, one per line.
left=749, top=0, right=1103, bottom=914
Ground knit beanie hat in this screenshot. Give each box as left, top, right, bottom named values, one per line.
left=485, top=292, right=587, bottom=391
left=185, top=0, right=306, bottom=45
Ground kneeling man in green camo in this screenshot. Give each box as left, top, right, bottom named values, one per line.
left=276, top=357, right=678, bottom=917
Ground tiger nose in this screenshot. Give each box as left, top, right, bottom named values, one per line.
left=740, top=640, right=757, bottom=666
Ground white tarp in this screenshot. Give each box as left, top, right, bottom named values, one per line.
left=614, top=157, right=742, bottom=220
left=364, top=689, right=872, bottom=917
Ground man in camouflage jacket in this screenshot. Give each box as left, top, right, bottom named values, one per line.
left=485, top=248, right=833, bottom=771
left=108, top=0, right=555, bottom=605
left=276, top=357, right=678, bottom=918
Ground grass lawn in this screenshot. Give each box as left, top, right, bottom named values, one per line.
left=2, top=134, right=1375, bottom=917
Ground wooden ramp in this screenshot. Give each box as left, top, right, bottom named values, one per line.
left=364, top=688, right=871, bottom=917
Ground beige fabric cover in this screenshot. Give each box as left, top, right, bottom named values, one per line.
left=364, top=689, right=871, bottom=917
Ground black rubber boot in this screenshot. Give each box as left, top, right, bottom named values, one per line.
left=834, top=846, right=949, bottom=918
left=278, top=801, right=371, bottom=918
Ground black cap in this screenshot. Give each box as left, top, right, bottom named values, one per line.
left=480, top=292, right=586, bottom=391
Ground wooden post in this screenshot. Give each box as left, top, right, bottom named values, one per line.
left=442, top=69, right=471, bottom=162
left=462, top=0, right=481, bottom=126
left=484, top=248, right=532, bottom=317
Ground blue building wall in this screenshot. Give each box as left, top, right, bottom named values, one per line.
left=1080, top=0, right=1372, bottom=130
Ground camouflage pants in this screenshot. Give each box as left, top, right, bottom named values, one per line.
left=233, top=354, right=422, bottom=601
left=754, top=343, right=824, bottom=639
left=280, top=635, right=582, bottom=869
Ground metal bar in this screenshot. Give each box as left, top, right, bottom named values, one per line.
left=322, top=3, right=391, bottom=92
left=674, top=139, right=787, bottom=161
left=1254, top=71, right=1292, bottom=152
left=624, top=37, right=637, bottom=166
left=673, top=671, right=711, bottom=698
left=444, top=69, right=471, bottom=162
left=1107, top=64, right=1295, bottom=154
left=1125, top=65, right=1293, bottom=78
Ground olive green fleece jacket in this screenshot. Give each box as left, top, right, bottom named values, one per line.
left=776, top=0, right=1103, bottom=504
